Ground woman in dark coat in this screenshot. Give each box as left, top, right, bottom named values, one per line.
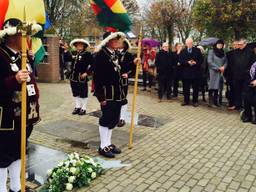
left=117, top=39, right=135, bottom=127
left=69, top=39, right=93, bottom=115
left=0, top=19, right=40, bottom=192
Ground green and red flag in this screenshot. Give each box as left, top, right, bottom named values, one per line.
left=90, top=0, right=132, bottom=32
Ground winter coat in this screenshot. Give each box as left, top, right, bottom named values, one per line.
left=207, top=49, right=227, bottom=90
left=179, top=47, right=203, bottom=80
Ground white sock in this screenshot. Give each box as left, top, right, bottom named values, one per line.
left=107, top=129, right=113, bottom=146
left=75, top=97, right=81, bottom=108
left=8, top=159, right=21, bottom=192
left=0, top=168, right=8, bottom=192
left=80, top=98, right=88, bottom=111
left=99, top=126, right=109, bottom=149
left=120, top=104, right=128, bottom=120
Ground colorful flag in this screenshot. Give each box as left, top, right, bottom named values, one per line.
left=31, top=37, right=46, bottom=67
left=0, top=0, right=46, bottom=29
left=90, top=0, right=132, bottom=32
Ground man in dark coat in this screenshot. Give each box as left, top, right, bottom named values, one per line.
left=225, top=40, right=239, bottom=110
left=179, top=38, right=203, bottom=107
left=155, top=42, right=175, bottom=101
left=241, top=62, right=256, bottom=124
left=230, top=39, right=256, bottom=111
left=94, top=32, right=127, bottom=158
left=231, top=39, right=256, bottom=123
left=0, top=19, right=40, bottom=192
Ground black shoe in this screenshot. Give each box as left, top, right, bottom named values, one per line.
left=78, top=109, right=86, bottom=115
left=99, top=147, right=115, bottom=158
left=117, top=119, right=126, bottom=127
left=240, top=110, right=252, bottom=123
left=181, top=102, right=189, bottom=106
left=72, top=108, right=81, bottom=115
left=109, top=144, right=122, bottom=154
left=193, top=103, right=199, bottom=107
left=252, top=118, right=256, bottom=125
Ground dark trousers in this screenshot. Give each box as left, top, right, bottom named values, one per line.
left=199, top=77, right=208, bottom=101
left=143, top=71, right=153, bottom=89
left=243, top=84, right=256, bottom=119
left=60, top=65, right=65, bottom=80
left=182, top=78, right=199, bottom=104
left=173, top=68, right=182, bottom=97
left=209, top=89, right=218, bottom=105
left=233, top=79, right=244, bottom=108
left=158, top=77, right=172, bottom=99
left=226, top=82, right=235, bottom=107
left=100, top=101, right=122, bottom=129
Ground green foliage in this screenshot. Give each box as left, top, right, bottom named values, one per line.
left=193, top=0, right=256, bottom=40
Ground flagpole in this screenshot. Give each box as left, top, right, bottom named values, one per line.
left=128, top=26, right=143, bottom=149
left=21, top=9, right=27, bottom=192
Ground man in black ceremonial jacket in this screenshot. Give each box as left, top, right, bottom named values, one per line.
left=67, top=39, right=93, bottom=115
left=0, top=19, right=40, bottom=192
left=93, top=32, right=126, bottom=158
left=117, top=38, right=135, bottom=127
left=179, top=38, right=203, bottom=107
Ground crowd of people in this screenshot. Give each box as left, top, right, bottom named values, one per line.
left=141, top=37, right=256, bottom=124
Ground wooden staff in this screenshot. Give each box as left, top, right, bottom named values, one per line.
left=129, top=27, right=143, bottom=149
left=21, top=10, right=27, bottom=192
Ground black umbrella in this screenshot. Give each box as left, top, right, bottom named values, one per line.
left=199, top=37, right=219, bottom=46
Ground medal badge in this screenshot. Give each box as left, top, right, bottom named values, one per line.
left=27, top=84, right=36, bottom=96
left=10, top=63, right=19, bottom=72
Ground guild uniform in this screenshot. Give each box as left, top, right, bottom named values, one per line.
left=117, top=39, right=135, bottom=126
left=0, top=44, right=40, bottom=168
left=69, top=39, right=93, bottom=115
left=94, top=32, right=126, bottom=158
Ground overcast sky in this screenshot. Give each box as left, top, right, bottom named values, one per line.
left=137, top=0, right=154, bottom=8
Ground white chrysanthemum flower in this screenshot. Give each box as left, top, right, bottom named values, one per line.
left=70, top=167, right=77, bottom=174
left=58, top=161, right=64, bottom=167
left=68, top=176, right=76, bottom=183
left=68, top=154, right=75, bottom=159
left=74, top=152, right=80, bottom=159
left=87, top=167, right=93, bottom=173
left=91, top=172, right=97, bottom=179
left=66, top=183, right=73, bottom=191
left=47, top=169, right=53, bottom=176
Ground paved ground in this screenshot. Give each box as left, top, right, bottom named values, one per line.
left=30, top=82, right=256, bottom=192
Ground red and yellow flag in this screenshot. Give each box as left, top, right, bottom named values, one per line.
left=0, top=0, right=45, bottom=29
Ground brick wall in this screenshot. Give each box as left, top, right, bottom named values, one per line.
left=37, top=35, right=60, bottom=82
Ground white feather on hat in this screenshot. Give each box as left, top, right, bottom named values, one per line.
left=95, top=32, right=126, bottom=52
left=0, top=20, right=42, bottom=39
left=70, top=39, right=90, bottom=48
